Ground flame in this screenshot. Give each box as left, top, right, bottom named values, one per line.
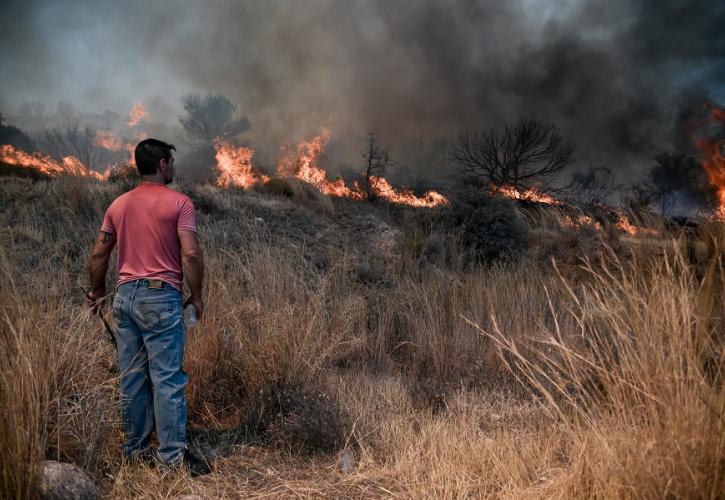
left=94, top=130, right=125, bottom=151
left=615, top=213, right=638, bottom=235
left=273, top=128, right=448, bottom=206
left=94, top=130, right=137, bottom=165
left=563, top=214, right=603, bottom=231
left=1, top=144, right=107, bottom=180
left=214, top=141, right=268, bottom=189
left=127, top=102, right=149, bottom=127
left=275, top=127, right=362, bottom=197
left=694, top=104, right=725, bottom=219
left=491, top=184, right=561, bottom=205
left=369, top=176, right=448, bottom=207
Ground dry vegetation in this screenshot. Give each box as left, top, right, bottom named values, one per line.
left=0, top=175, right=723, bottom=499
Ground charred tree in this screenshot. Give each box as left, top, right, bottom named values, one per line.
left=622, top=181, right=661, bottom=214
left=361, top=132, right=396, bottom=201
left=450, top=117, right=574, bottom=190
left=565, top=165, right=618, bottom=206
left=32, top=121, right=112, bottom=170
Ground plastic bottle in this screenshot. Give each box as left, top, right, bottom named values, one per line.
left=184, top=304, right=199, bottom=328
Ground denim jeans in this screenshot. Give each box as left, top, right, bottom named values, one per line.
left=113, top=280, right=187, bottom=465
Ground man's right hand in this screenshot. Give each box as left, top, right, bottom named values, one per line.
left=86, top=288, right=105, bottom=315
left=185, top=295, right=204, bottom=320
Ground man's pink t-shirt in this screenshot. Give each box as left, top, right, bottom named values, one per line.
left=101, top=183, right=197, bottom=290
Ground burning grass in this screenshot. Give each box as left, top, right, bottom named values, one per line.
left=0, top=176, right=723, bottom=498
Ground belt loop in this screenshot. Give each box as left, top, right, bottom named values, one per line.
left=130, top=279, right=140, bottom=303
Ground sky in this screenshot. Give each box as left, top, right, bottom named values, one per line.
left=1, top=0, right=723, bottom=179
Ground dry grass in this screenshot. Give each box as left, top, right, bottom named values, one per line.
left=0, top=176, right=722, bottom=498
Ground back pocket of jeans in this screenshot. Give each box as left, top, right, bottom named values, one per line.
left=139, top=300, right=180, bottom=330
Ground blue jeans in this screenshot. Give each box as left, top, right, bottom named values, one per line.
left=113, top=280, right=187, bottom=465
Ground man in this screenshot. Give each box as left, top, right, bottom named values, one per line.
left=87, top=138, right=211, bottom=476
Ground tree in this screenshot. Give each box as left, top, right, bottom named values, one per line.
left=179, top=94, right=250, bottom=144
left=621, top=181, right=661, bottom=214
left=566, top=165, right=618, bottom=206
left=360, top=132, right=396, bottom=200
left=450, top=117, right=574, bottom=190
left=32, top=121, right=118, bottom=170
left=649, top=152, right=716, bottom=212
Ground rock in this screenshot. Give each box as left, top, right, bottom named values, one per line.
left=337, top=449, right=357, bottom=474
left=40, top=460, right=99, bottom=500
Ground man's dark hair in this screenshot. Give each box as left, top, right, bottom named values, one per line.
left=135, top=138, right=176, bottom=176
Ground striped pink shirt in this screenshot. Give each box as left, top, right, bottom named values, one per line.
left=101, top=183, right=197, bottom=290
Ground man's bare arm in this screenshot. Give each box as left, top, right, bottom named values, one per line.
left=88, top=231, right=116, bottom=304
left=179, top=229, right=205, bottom=318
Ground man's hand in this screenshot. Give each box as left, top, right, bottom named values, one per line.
left=185, top=295, right=204, bottom=319
left=85, top=287, right=105, bottom=314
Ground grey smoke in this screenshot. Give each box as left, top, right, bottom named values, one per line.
left=1, top=0, right=723, bottom=181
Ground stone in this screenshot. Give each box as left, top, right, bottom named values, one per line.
left=337, top=449, right=357, bottom=474
left=40, top=460, right=100, bottom=500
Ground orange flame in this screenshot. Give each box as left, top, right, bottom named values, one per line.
left=94, top=130, right=125, bottom=151
left=273, top=128, right=447, bottom=206
left=1, top=144, right=107, bottom=180
left=276, top=127, right=357, bottom=197
left=127, top=102, right=149, bottom=127
left=214, top=141, right=268, bottom=189
left=94, top=130, right=137, bottom=165
left=694, top=104, right=725, bottom=219
left=491, top=184, right=561, bottom=205
left=369, top=176, right=448, bottom=207
left=563, top=214, right=603, bottom=231
left=615, top=213, right=638, bottom=235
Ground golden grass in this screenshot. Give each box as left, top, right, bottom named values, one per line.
left=0, top=176, right=722, bottom=498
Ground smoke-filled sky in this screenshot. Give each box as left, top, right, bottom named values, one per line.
left=1, top=0, right=723, bottom=178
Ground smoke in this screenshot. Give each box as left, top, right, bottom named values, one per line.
left=1, top=0, right=723, bottom=180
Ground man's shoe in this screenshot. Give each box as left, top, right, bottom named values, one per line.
left=183, top=449, right=212, bottom=477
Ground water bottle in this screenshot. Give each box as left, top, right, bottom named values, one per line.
left=184, top=304, right=199, bottom=328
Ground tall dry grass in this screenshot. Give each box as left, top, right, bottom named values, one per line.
left=0, top=176, right=722, bottom=498
left=475, top=239, right=724, bottom=497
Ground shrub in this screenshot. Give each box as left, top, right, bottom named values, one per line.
left=259, top=383, right=351, bottom=454
left=444, top=187, right=529, bottom=265
left=264, top=177, right=334, bottom=215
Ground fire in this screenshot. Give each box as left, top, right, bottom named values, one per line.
left=277, top=127, right=330, bottom=177
left=127, top=102, right=149, bottom=127
left=214, top=141, right=269, bottom=189
left=615, top=213, right=638, bottom=236
left=369, top=176, right=448, bottom=207
left=694, top=104, right=725, bottom=219
left=275, top=127, right=361, bottom=198
left=491, top=184, right=561, bottom=205
left=94, top=130, right=137, bottom=165
left=1, top=144, right=107, bottom=180
left=94, top=130, right=125, bottom=151
left=270, top=128, right=448, bottom=206
left=563, top=214, right=602, bottom=231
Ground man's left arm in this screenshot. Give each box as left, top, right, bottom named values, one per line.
left=87, top=230, right=116, bottom=306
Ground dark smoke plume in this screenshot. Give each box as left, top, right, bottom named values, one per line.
left=1, top=0, right=723, bottom=181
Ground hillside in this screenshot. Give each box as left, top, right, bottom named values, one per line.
left=1, top=175, right=723, bottom=499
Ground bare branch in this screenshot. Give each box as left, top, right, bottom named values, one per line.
left=450, top=117, right=574, bottom=190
